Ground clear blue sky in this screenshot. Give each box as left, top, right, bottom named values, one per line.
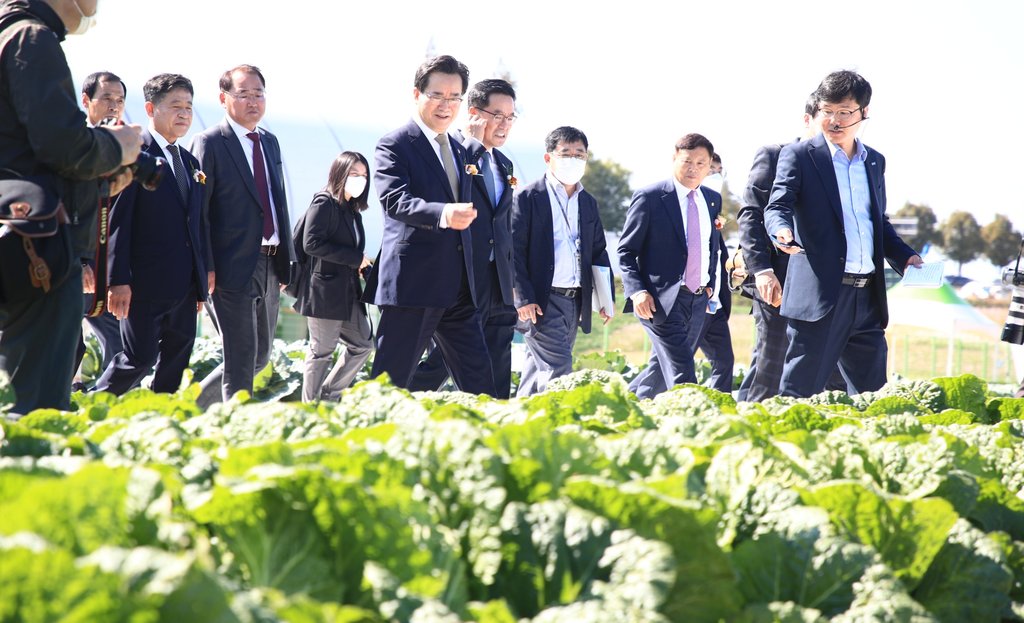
left=65, top=0, right=1023, bottom=244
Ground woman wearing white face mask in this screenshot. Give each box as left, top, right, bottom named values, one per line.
left=292, top=151, right=374, bottom=402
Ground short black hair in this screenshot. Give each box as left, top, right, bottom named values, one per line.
left=81, top=71, right=126, bottom=99
left=219, top=64, right=266, bottom=93
left=675, top=133, right=714, bottom=157
left=467, top=79, right=516, bottom=110
left=804, top=91, right=818, bottom=116
left=815, top=70, right=871, bottom=109
left=414, top=55, right=470, bottom=94
left=143, top=73, right=194, bottom=105
left=545, top=126, right=588, bottom=152
left=711, top=152, right=722, bottom=165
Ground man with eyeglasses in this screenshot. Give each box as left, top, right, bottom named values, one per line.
left=618, top=133, right=722, bottom=399
left=363, top=55, right=495, bottom=395
left=408, top=78, right=519, bottom=397
left=765, top=70, right=922, bottom=398
left=190, top=64, right=293, bottom=404
left=512, top=126, right=613, bottom=397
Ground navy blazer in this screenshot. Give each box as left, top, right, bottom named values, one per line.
left=617, top=180, right=721, bottom=325
left=511, top=176, right=611, bottom=334
left=764, top=134, right=917, bottom=325
left=737, top=143, right=791, bottom=296
left=189, top=119, right=293, bottom=290
left=294, top=191, right=366, bottom=322
left=107, top=130, right=207, bottom=302
left=460, top=133, right=515, bottom=306
left=363, top=119, right=476, bottom=308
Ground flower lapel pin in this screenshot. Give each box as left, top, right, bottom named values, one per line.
left=192, top=169, right=206, bottom=185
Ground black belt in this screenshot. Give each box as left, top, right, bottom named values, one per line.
left=681, top=283, right=704, bottom=294
left=841, top=272, right=873, bottom=288
left=260, top=244, right=277, bottom=256
left=551, top=286, right=579, bottom=298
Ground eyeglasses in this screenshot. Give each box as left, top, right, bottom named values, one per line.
left=818, top=106, right=862, bottom=122
left=477, top=108, right=518, bottom=124
left=553, top=153, right=587, bottom=161
left=424, top=92, right=463, bottom=106
left=223, top=90, right=266, bottom=102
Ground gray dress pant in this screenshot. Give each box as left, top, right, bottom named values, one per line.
left=302, top=303, right=372, bottom=402
left=516, top=291, right=578, bottom=397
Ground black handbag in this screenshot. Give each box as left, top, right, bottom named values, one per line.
left=0, top=170, right=73, bottom=305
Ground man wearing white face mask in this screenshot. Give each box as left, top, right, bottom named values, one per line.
left=0, top=0, right=143, bottom=415
left=511, top=126, right=612, bottom=397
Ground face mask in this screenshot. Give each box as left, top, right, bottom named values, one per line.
left=552, top=157, right=586, bottom=186
left=344, top=175, right=367, bottom=199
left=68, top=0, right=97, bottom=35
left=703, top=173, right=724, bottom=194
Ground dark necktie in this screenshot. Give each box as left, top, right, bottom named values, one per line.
left=685, top=189, right=702, bottom=291
left=480, top=151, right=497, bottom=207
left=434, top=133, right=459, bottom=199
left=247, top=131, right=275, bottom=239
left=166, top=144, right=189, bottom=203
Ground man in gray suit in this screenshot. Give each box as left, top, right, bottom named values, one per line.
left=190, top=64, right=294, bottom=404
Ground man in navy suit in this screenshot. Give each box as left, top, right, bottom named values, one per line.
left=94, top=74, right=209, bottom=394
left=364, top=55, right=494, bottom=395
left=190, top=64, right=294, bottom=404
left=408, top=79, right=519, bottom=397
left=618, top=133, right=721, bottom=399
left=694, top=153, right=734, bottom=394
left=765, top=70, right=922, bottom=398
left=512, top=126, right=612, bottom=397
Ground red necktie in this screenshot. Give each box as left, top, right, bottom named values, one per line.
left=247, top=131, right=275, bottom=239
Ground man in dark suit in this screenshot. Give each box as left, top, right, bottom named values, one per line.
left=694, top=153, right=733, bottom=394
left=619, top=133, right=721, bottom=399
left=736, top=94, right=819, bottom=402
left=94, top=74, right=208, bottom=394
left=363, top=55, right=494, bottom=395
left=512, top=126, right=612, bottom=397
left=74, top=71, right=128, bottom=385
left=765, top=70, right=922, bottom=398
left=190, top=64, right=294, bottom=404
left=408, top=79, right=519, bottom=397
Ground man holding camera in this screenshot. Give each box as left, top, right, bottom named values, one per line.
left=0, top=0, right=142, bottom=415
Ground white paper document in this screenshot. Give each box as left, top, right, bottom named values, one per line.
left=899, top=261, right=945, bottom=288
left=591, top=265, right=615, bottom=318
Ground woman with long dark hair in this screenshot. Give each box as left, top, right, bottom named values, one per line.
left=295, top=151, right=373, bottom=401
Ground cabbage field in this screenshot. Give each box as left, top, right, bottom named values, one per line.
left=3, top=364, right=1024, bottom=623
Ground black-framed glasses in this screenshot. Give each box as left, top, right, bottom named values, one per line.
left=424, top=92, right=463, bottom=106
left=817, top=106, right=862, bottom=122
left=477, top=108, right=518, bottom=124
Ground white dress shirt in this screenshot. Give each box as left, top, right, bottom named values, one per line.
left=225, top=116, right=281, bottom=246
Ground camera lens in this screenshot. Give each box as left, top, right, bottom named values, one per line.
left=129, top=153, right=166, bottom=192
left=1002, top=287, right=1024, bottom=345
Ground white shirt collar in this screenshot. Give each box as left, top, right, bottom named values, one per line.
left=225, top=115, right=259, bottom=141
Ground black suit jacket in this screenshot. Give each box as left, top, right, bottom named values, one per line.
left=363, top=119, right=476, bottom=308
left=738, top=143, right=790, bottom=298
left=511, top=176, right=611, bottom=334
left=107, top=130, right=207, bottom=302
left=617, top=180, right=721, bottom=325
left=294, top=191, right=366, bottom=321
left=189, top=119, right=293, bottom=290
left=764, top=134, right=917, bottom=326
left=460, top=133, right=514, bottom=306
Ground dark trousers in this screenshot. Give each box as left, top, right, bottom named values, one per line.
left=198, top=255, right=280, bottom=405
left=75, top=294, right=123, bottom=378
left=372, top=276, right=494, bottom=396
left=0, top=263, right=83, bottom=415
left=629, top=289, right=708, bottom=400
left=93, top=288, right=198, bottom=395
left=780, top=285, right=887, bottom=398
left=408, top=262, right=516, bottom=398
left=516, top=291, right=579, bottom=397
left=696, top=308, right=735, bottom=394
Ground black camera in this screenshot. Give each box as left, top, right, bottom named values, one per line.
left=97, top=117, right=166, bottom=191
left=1000, top=237, right=1024, bottom=345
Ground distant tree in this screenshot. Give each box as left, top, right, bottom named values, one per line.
left=981, top=213, right=1022, bottom=267
left=894, top=202, right=941, bottom=252
left=581, top=154, right=632, bottom=233
left=941, top=211, right=984, bottom=275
